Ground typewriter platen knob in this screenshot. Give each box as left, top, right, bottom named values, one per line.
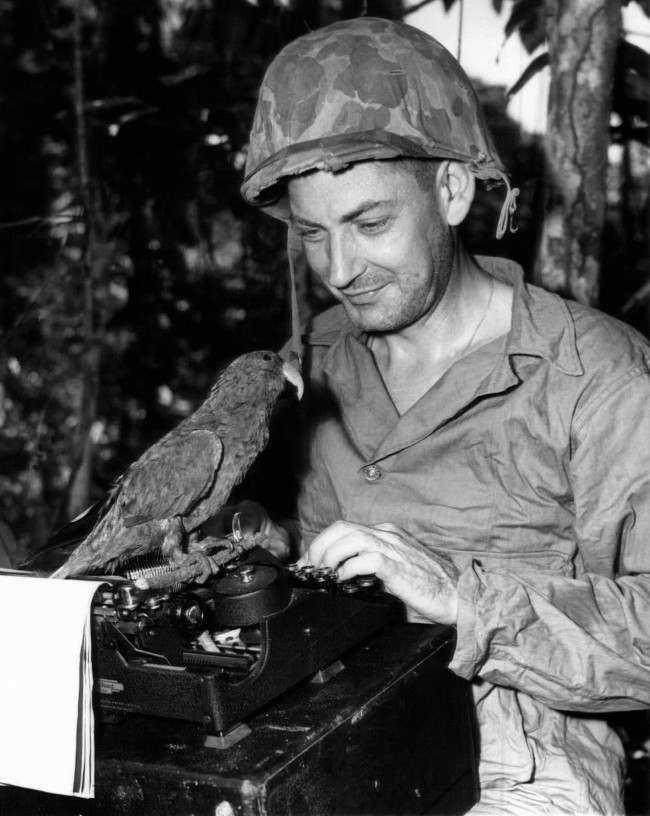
left=182, top=601, right=203, bottom=627
left=117, top=582, right=141, bottom=610
left=168, top=598, right=205, bottom=631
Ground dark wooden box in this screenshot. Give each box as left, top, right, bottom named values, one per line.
left=0, top=624, right=478, bottom=816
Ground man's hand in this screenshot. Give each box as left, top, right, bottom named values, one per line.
left=299, top=521, right=459, bottom=625
left=200, top=500, right=291, bottom=560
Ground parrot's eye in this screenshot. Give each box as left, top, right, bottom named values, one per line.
left=261, top=352, right=273, bottom=362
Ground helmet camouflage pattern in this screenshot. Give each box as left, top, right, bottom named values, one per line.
left=242, top=17, right=512, bottom=224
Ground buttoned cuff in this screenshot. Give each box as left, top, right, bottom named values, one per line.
left=449, top=563, right=488, bottom=679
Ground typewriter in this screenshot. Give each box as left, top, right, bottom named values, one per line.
left=90, top=544, right=401, bottom=746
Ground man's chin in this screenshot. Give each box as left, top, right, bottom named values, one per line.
left=341, top=300, right=401, bottom=333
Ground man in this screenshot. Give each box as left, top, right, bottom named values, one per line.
left=239, top=17, right=650, bottom=815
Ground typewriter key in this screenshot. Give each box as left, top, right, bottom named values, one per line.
left=356, top=575, right=378, bottom=589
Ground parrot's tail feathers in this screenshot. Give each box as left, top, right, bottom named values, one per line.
left=48, top=550, right=116, bottom=580
left=26, top=497, right=108, bottom=566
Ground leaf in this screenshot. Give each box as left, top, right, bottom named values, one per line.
left=160, top=65, right=208, bottom=87
left=85, top=97, right=142, bottom=112
left=507, top=51, right=549, bottom=97
left=398, top=0, right=439, bottom=14
left=504, top=0, right=536, bottom=40
left=504, top=0, right=546, bottom=52
left=625, top=72, right=650, bottom=105
left=621, top=280, right=650, bottom=315
left=612, top=72, right=650, bottom=126
left=612, top=39, right=650, bottom=127
left=519, top=9, right=546, bottom=54
left=618, top=39, right=650, bottom=78
left=16, top=49, right=48, bottom=75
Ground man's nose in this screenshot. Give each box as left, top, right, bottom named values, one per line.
left=326, top=231, right=357, bottom=289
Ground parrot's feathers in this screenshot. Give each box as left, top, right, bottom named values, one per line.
left=120, top=431, right=223, bottom=525
left=122, top=514, right=152, bottom=527
left=48, top=350, right=303, bottom=578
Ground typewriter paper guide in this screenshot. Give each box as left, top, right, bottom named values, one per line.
left=0, top=573, right=104, bottom=798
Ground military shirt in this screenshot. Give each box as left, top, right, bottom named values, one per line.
left=289, top=256, right=650, bottom=814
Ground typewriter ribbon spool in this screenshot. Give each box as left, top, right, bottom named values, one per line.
left=212, top=563, right=290, bottom=626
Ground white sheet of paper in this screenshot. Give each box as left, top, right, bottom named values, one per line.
left=0, top=574, right=104, bottom=797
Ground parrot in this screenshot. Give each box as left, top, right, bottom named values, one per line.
left=48, top=350, right=303, bottom=580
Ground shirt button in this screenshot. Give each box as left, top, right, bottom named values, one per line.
left=362, top=464, right=383, bottom=482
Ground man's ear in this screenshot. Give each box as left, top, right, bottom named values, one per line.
left=436, top=161, right=475, bottom=226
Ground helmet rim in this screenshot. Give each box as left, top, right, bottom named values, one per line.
left=241, top=130, right=505, bottom=220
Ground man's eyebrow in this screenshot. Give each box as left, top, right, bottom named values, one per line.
left=290, top=199, right=394, bottom=227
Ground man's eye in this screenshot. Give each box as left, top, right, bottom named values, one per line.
left=297, top=226, right=323, bottom=242
left=358, top=218, right=390, bottom=234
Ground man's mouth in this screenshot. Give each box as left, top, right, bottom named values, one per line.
left=341, top=283, right=388, bottom=304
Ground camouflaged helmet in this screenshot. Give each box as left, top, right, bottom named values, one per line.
left=242, top=17, right=518, bottom=236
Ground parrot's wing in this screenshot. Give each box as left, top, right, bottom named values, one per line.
left=119, top=430, right=223, bottom=526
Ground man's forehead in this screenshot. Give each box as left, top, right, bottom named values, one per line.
left=287, top=161, right=426, bottom=201
left=288, top=161, right=428, bottom=213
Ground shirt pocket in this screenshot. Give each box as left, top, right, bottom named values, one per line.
left=445, top=546, right=576, bottom=578
left=390, top=430, right=498, bottom=548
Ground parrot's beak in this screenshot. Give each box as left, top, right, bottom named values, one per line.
left=282, top=360, right=304, bottom=400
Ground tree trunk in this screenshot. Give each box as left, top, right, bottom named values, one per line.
left=67, top=0, right=99, bottom=518
left=537, top=0, right=621, bottom=306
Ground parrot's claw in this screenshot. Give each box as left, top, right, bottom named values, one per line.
left=189, top=553, right=216, bottom=584
left=188, top=535, right=231, bottom=555
left=135, top=531, right=275, bottom=591
left=230, top=512, right=244, bottom=550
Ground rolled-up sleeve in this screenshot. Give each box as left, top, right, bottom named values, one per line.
left=450, top=368, right=650, bottom=712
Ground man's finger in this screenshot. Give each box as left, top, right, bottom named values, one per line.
left=373, top=521, right=404, bottom=535
left=335, top=550, right=385, bottom=581
left=316, top=530, right=382, bottom=570
left=303, top=520, right=369, bottom=566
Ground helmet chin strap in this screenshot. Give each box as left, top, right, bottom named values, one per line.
left=482, top=168, right=520, bottom=240
left=467, top=153, right=520, bottom=240
left=496, top=175, right=520, bottom=240
left=287, top=225, right=303, bottom=367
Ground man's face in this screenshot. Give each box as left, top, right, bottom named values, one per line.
left=288, top=161, right=454, bottom=333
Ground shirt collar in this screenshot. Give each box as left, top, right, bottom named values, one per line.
left=476, top=256, right=583, bottom=377
left=304, top=255, right=584, bottom=378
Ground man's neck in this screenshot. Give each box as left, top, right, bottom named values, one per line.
left=368, top=248, right=513, bottom=414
